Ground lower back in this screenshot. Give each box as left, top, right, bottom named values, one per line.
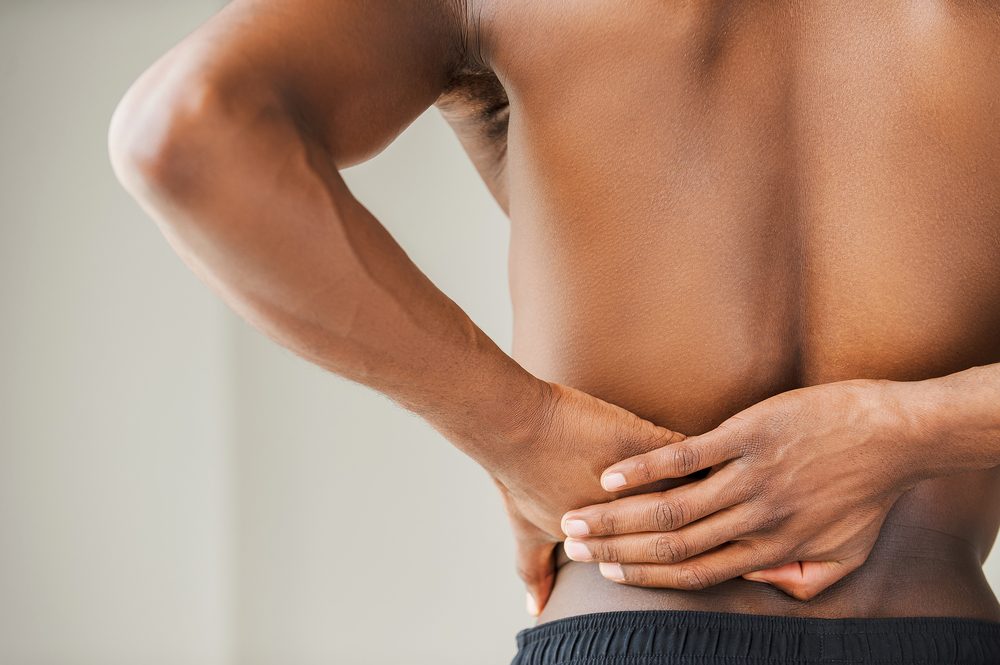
left=537, top=475, right=1000, bottom=622
left=495, top=0, right=1000, bottom=621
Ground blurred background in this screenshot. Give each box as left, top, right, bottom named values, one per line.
left=3, top=2, right=1000, bottom=665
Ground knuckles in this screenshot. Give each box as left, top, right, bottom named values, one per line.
left=632, top=457, right=655, bottom=485
left=596, top=510, right=619, bottom=536
left=675, top=563, right=715, bottom=590
left=747, top=497, right=793, bottom=534
left=670, top=444, right=700, bottom=476
left=624, top=562, right=719, bottom=590
left=718, top=415, right=765, bottom=458
left=751, top=505, right=785, bottom=533
left=652, top=498, right=688, bottom=531
left=590, top=539, right=622, bottom=563
left=653, top=534, right=688, bottom=564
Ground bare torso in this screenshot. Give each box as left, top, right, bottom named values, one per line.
left=437, top=0, right=1000, bottom=621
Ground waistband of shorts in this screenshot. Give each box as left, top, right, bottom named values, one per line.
left=512, top=610, right=1000, bottom=664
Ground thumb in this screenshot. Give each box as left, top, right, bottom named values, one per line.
left=492, top=479, right=558, bottom=616
left=516, top=533, right=557, bottom=617
left=742, top=558, right=858, bottom=601
left=509, top=505, right=557, bottom=616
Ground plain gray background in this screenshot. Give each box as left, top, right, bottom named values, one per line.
left=2, top=1, right=998, bottom=664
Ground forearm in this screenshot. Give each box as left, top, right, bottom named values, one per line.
left=889, top=362, right=1000, bottom=479
left=110, top=74, right=545, bottom=472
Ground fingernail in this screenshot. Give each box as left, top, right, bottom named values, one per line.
left=599, top=562, right=625, bottom=581
left=563, top=519, right=590, bottom=538
left=526, top=592, right=539, bottom=616
left=601, top=472, right=627, bottom=491
left=743, top=573, right=766, bottom=583
left=563, top=539, right=592, bottom=561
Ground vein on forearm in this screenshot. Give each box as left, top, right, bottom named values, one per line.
left=131, top=93, right=539, bottom=465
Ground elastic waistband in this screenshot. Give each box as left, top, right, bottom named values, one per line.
left=512, top=610, right=1000, bottom=664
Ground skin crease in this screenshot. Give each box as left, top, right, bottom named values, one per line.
left=106, top=0, right=1000, bottom=628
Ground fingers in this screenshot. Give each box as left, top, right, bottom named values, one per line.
left=594, top=540, right=784, bottom=591
left=743, top=553, right=867, bottom=601
left=517, top=537, right=557, bottom=617
left=506, top=501, right=557, bottom=616
left=563, top=504, right=749, bottom=565
left=600, top=428, right=741, bottom=491
left=562, top=464, right=745, bottom=537
left=493, top=478, right=558, bottom=616
left=511, top=512, right=557, bottom=615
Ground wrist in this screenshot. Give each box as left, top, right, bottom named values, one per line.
left=876, top=370, right=997, bottom=483
left=870, top=378, right=941, bottom=487
left=475, top=370, right=553, bottom=475
left=489, top=369, right=555, bottom=454
left=425, top=333, right=553, bottom=473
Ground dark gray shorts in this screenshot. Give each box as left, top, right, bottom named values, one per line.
left=510, top=610, right=1000, bottom=664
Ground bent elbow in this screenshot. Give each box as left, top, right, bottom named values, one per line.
left=108, top=72, right=217, bottom=202
left=108, top=64, right=284, bottom=206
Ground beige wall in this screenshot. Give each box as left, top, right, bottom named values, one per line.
left=3, top=2, right=1000, bottom=664
left=0, top=2, right=233, bottom=663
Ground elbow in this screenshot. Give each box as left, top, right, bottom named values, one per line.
left=108, top=71, right=218, bottom=203
left=108, top=63, right=284, bottom=207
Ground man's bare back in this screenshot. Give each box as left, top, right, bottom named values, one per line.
left=108, top=0, right=1000, bottom=653
left=436, top=0, right=1000, bottom=621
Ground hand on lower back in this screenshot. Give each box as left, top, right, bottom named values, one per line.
left=490, top=381, right=687, bottom=614
left=557, top=379, right=925, bottom=601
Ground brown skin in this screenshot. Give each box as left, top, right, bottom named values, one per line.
left=108, top=0, right=1000, bottom=625
left=562, top=370, right=1000, bottom=600
left=106, top=0, right=687, bottom=615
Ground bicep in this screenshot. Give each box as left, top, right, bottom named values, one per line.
left=167, top=0, right=469, bottom=167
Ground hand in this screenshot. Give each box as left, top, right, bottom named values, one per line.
left=491, top=381, right=687, bottom=615
left=558, top=379, right=927, bottom=600
left=493, top=478, right=558, bottom=617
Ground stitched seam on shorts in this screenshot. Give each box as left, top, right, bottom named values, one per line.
left=545, top=656, right=979, bottom=665
left=519, top=614, right=1000, bottom=645
left=520, top=623, right=999, bottom=645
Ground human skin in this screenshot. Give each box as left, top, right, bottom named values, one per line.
left=106, top=0, right=689, bottom=615
left=109, top=0, right=1000, bottom=623
left=560, top=369, right=1000, bottom=601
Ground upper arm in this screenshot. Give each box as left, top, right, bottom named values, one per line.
left=114, top=0, right=473, bottom=169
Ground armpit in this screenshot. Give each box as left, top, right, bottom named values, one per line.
left=435, top=64, right=511, bottom=212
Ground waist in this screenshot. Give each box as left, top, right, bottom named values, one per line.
left=538, top=501, right=1000, bottom=624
